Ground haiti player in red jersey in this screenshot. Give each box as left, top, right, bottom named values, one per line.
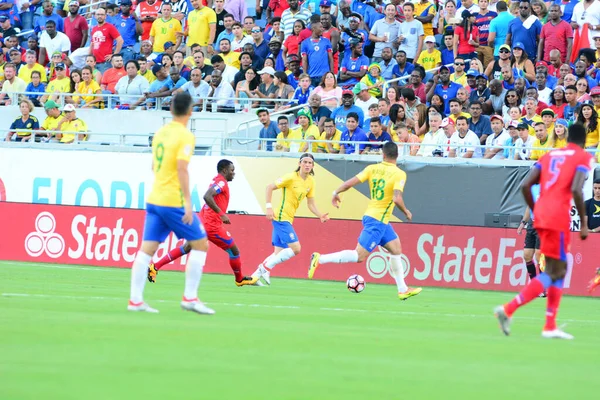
left=495, top=123, right=593, bottom=340
left=148, top=160, right=259, bottom=287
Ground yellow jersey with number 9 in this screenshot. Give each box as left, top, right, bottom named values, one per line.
left=147, top=121, right=195, bottom=207
left=273, top=172, right=315, bottom=224
left=356, top=161, right=406, bottom=224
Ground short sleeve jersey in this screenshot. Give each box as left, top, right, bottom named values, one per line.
left=533, top=143, right=593, bottom=232
left=200, top=174, right=230, bottom=227
left=356, top=161, right=406, bottom=224
left=147, top=121, right=196, bottom=207
left=188, top=7, right=217, bottom=47
left=273, top=172, right=315, bottom=224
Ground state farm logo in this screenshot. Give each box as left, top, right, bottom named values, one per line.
left=365, top=246, right=410, bottom=279
left=25, top=212, right=65, bottom=258
left=0, top=177, right=6, bottom=201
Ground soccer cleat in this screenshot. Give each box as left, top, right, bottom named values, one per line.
left=398, top=287, right=422, bottom=300
left=235, top=276, right=259, bottom=287
left=181, top=298, right=215, bottom=315
left=542, top=329, right=574, bottom=340
left=127, top=300, right=159, bottom=313
left=252, top=263, right=271, bottom=285
left=494, top=305, right=511, bottom=336
left=538, top=292, right=547, bottom=298
left=147, top=263, right=158, bottom=283
left=587, top=268, right=600, bottom=293
left=308, top=252, right=320, bottom=279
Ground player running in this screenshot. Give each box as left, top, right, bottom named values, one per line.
left=252, top=153, right=329, bottom=285
left=147, top=159, right=258, bottom=287
left=308, top=141, right=422, bottom=300
left=128, top=92, right=214, bottom=315
left=495, top=123, right=592, bottom=339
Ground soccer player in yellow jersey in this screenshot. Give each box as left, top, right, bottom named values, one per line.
left=149, top=3, right=182, bottom=53
left=252, top=153, right=330, bottom=285
left=308, top=142, right=422, bottom=300
left=128, top=92, right=214, bottom=315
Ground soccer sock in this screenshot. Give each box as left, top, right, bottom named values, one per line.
left=155, top=245, right=188, bottom=271
left=319, top=250, right=359, bottom=264
left=544, top=279, right=564, bottom=331
left=229, top=255, right=244, bottom=282
left=390, top=254, right=408, bottom=293
left=526, top=260, right=537, bottom=280
left=265, top=248, right=295, bottom=270
left=504, top=272, right=552, bottom=317
left=183, top=250, right=207, bottom=301
left=130, top=251, right=152, bottom=304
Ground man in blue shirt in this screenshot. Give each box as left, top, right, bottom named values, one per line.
left=391, top=50, right=415, bottom=86
left=340, top=112, right=369, bottom=154
left=257, top=107, right=279, bottom=151
left=506, top=1, right=542, bottom=61
left=301, top=17, right=333, bottom=88
left=488, top=1, right=515, bottom=58
left=109, top=0, right=142, bottom=64
left=34, top=0, right=64, bottom=33
left=430, top=65, right=462, bottom=115
left=331, top=90, right=365, bottom=131
left=339, top=38, right=369, bottom=88
left=364, top=117, right=393, bottom=153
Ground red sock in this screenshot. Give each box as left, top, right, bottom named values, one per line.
left=504, top=278, right=544, bottom=317
left=155, top=246, right=185, bottom=270
left=544, top=286, right=563, bottom=331
left=230, top=256, right=244, bottom=282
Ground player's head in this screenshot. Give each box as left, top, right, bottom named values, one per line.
left=217, top=159, right=235, bottom=181
left=296, top=153, right=315, bottom=176
left=567, top=123, right=587, bottom=147
left=171, top=92, right=193, bottom=117
left=382, top=141, right=399, bottom=161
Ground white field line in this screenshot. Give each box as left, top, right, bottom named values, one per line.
left=2, top=292, right=600, bottom=325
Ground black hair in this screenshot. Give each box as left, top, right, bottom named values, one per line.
left=126, top=60, right=140, bottom=70
left=171, top=92, right=193, bottom=116
left=593, top=178, right=600, bottom=184
left=576, top=103, right=599, bottom=132
left=277, top=115, right=289, bottom=123
left=456, top=115, right=469, bottom=124
left=448, top=97, right=461, bottom=106
left=382, top=141, right=398, bottom=159
left=567, top=123, right=587, bottom=145
left=370, top=117, right=382, bottom=125
left=346, top=112, right=359, bottom=122
left=310, top=14, right=321, bottom=24
left=400, top=88, right=416, bottom=101
left=295, top=153, right=315, bottom=175
left=211, top=55, right=224, bottom=64
left=217, top=159, right=234, bottom=173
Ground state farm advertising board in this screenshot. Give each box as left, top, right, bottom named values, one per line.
left=1, top=202, right=598, bottom=297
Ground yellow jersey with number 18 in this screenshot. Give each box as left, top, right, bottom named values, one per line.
left=273, top=172, right=315, bottom=224
left=147, top=121, right=195, bottom=207
left=356, top=161, right=406, bottom=224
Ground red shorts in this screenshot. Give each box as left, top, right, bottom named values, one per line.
left=205, top=224, right=235, bottom=251
left=537, top=228, right=570, bottom=261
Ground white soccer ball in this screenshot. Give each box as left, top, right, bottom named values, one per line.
left=346, top=274, right=366, bottom=293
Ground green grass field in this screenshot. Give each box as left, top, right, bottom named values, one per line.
left=1, top=261, right=600, bottom=400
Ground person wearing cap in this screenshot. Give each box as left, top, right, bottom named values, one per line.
left=506, top=0, right=542, bottom=62
left=331, top=89, right=365, bottom=131
left=41, top=62, right=70, bottom=104
left=535, top=61, right=558, bottom=90
left=38, top=20, right=71, bottom=67
left=449, top=115, right=481, bottom=158
left=339, top=38, right=369, bottom=89
left=484, top=42, right=512, bottom=81
left=438, top=117, right=456, bottom=157
left=398, top=3, right=424, bottom=63
left=38, top=100, right=62, bottom=140
left=453, top=10, right=479, bottom=61
left=353, top=81, right=378, bottom=117
left=7, top=48, right=23, bottom=71
left=529, top=121, right=552, bottom=160
left=149, top=3, right=182, bottom=54
left=590, top=86, right=600, bottom=113
left=428, top=65, right=462, bottom=115
left=290, top=107, right=320, bottom=152
left=0, top=15, right=17, bottom=39
left=17, top=50, right=47, bottom=85
left=360, top=63, right=385, bottom=98
left=301, top=15, right=333, bottom=88
left=55, top=104, right=87, bottom=144
left=90, top=8, right=124, bottom=73
left=63, top=1, right=89, bottom=53
left=281, top=0, right=312, bottom=39
left=483, top=114, right=510, bottom=159
left=549, top=118, right=569, bottom=149
left=416, top=35, right=441, bottom=71
left=256, top=107, right=280, bottom=151
left=501, top=118, right=520, bottom=159
left=267, top=35, right=286, bottom=71
left=511, top=41, right=535, bottom=82
left=537, top=4, right=572, bottom=65
left=514, top=121, right=534, bottom=160
left=254, top=66, right=277, bottom=108
left=6, top=99, right=39, bottom=142
left=469, top=73, right=490, bottom=104
left=368, top=4, right=401, bottom=63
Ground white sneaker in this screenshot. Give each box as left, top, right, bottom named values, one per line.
left=253, top=279, right=265, bottom=286
left=494, top=305, right=511, bottom=336
left=127, top=301, right=159, bottom=313
left=542, top=329, right=574, bottom=340
left=252, top=263, right=271, bottom=286
left=181, top=299, right=215, bottom=315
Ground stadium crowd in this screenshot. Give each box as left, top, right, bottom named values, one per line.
left=1, top=0, right=600, bottom=159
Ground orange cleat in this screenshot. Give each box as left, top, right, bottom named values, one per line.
left=588, top=268, right=600, bottom=293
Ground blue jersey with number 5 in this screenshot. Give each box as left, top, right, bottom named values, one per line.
left=356, top=161, right=406, bottom=224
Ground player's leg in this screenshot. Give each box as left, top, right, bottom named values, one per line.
left=523, top=228, right=537, bottom=280
left=148, top=241, right=192, bottom=283
left=541, top=232, right=572, bottom=339
left=382, top=235, right=422, bottom=300
left=253, top=221, right=300, bottom=285
left=207, top=227, right=259, bottom=286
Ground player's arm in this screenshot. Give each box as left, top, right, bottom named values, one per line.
left=203, top=186, right=230, bottom=224
left=393, top=189, right=412, bottom=221
left=518, top=207, right=530, bottom=234
left=332, top=176, right=361, bottom=208
left=265, top=182, right=279, bottom=220
left=306, top=197, right=329, bottom=222
left=572, top=169, right=590, bottom=240
left=521, top=165, right=541, bottom=211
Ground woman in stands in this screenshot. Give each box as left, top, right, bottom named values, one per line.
left=430, top=94, right=445, bottom=114
left=469, top=58, right=484, bottom=74
left=576, top=78, right=592, bottom=103
left=576, top=102, right=600, bottom=149
left=313, top=72, right=342, bottom=109
left=282, top=20, right=306, bottom=60
left=453, top=10, right=479, bottom=61
left=6, top=99, right=39, bottom=142
left=531, top=0, right=548, bottom=23
left=388, top=103, right=407, bottom=140
left=502, top=89, right=522, bottom=119
left=386, top=86, right=401, bottom=106
left=235, top=66, right=260, bottom=110
left=76, top=66, right=103, bottom=109
left=549, top=86, right=567, bottom=118
left=549, top=119, right=568, bottom=149
left=437, top=0, right=458, bottom=37
left=511, top=43, right=535, bottom=82
left=273, top=71, right=295, bottom=111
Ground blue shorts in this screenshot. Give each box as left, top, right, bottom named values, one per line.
left=271, top=221, right=299, bottom=248
left=143, top=203, right=207, bottom=242
left=357, top=216, right=398, bottom=252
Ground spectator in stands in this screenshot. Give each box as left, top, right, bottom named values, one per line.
left=483, top=114, right=510, bottom=159
left=521, top=97, right=542, bottom=130
left=485, top=79, right=506, bottom=115
left=7, top=49, right=23, bottom=73
left=369, top=4, right=401, bottom=64
left=340, top=13, right=369, bottom=55
left=191, top=51, right=213, bottom=82
left=111, top=0, right=142, bottom=64
left=453, top=11, right=479, bottom=61
left=535, top=71, right=552, bottom=105
left=395, top=121, right=421, bottom=155
left=530, top=122, right=551, bottom=160
left=386, top=86, right=401, bottom=107
left=584, top=178, right=600, bottom=233
left=233, top=51, right=252, bottom=88
left=184, top=0, right=216, bottom=58
left=264, top=17, right=284, bottom=43
left=550, top=118, right=568, bottom=148
left=35, top=1, right=64, bottom=34
left=537, top=4, right=572, bottom=65
left=417, top=35, right=441, bottom=72
left=0, top=15, right=17, bottom=39
left=257, top=107, right=279, bottom=151
left=506, top=1, right=542, bottom=61
left=76, top=66, right=103, bottom=108
left=39, top=20, right=71, bottom=66
left=267, top=35, right=285, bottom=71
left=301, top=17, right=333, bottom=88
left=37, top=100, right=61, bottom=140
left=114, top=61, right=150, bottom=108
left=511, top=42, right=535, bottom=82
left=563, top=85, right=580, bottom=121
left=150, top=3, right=182, bottom=54
left=17, top=50, right=46, bottom=85
left=571, top=0, right=600, bottom=51
left=243, top=16, right=256, bottom=35
left=378, top=47, right=397, bottom=81
left=42, top=62, right=70, bottom=103
left=291, top=107, right=319, bottom=152
left=470, top=73, right=490, bottom=103
left=216, top=13, right=235, bottom=45
left=101, top=54, right=127, bottom=98
left=339, top=111, right=368, bottom=154
left=176, top=67, right=210, bottom=110
left=501, top=121, right=520, bottom=159
left=91, top=8, right=124, bottom=73
left=317, top=117, right=342, bottom=154
left=474, top=0, right=496, bottom=67
left=428, top=65, right=461, bottom=115
left=281, top=0, right=312, bottom=38
left=218, top=38, right=241, bottom=69
left=576, top=77, right=592, bottom=103
left=25, top=71, right=46, bottom=106
left=360, top=64, right=385, bottom=98
left=592, top=87, right=600, bottom=113
left=450, top=57, right=468, bottom=87
left=231, top=22, right=253, bottom=53
left=353, top=82, right=378, bottom=117
left=339, top=39, right=369, bottom=90
left=6, top=99, right=39, bottom=142
left=283, top=19, right=306, bottom=59
left=291, top=73, right=313, bottom=106
left=513, top=121, right=533, bottom=159
left=210, top=55, right=238, bottom=86
left=448, top=97, right=470, bottom=123
left=449, top=115, right=481, bottom=158
left=541, top=108, right=555, bottom=133
left=275, top=115, right=293, bottom=152
left=398, top=3, right=424, bottom=63
left=234, top=66, right=258, bottom=109
left=131, top=63, right=169, bottom=109
left=308, top=93, right=331, bottom=131
left=172, top=51, right=191, bottom=80
left=406, top=66, right=427, bottom=104
left=378, top=98, right=391, bottom=126
left=331, top=89, right=364, bottom=131
left=363, top=117, right=392, bottom=154
left=55, top=104, right=87, bottom=144
left=468, top=100, right=492, bottom=144
left=576, top=102, right=600, bottom=149
left=208, top=68, right=235, bottom=111
left=438, top=117, right=455, bottom=157
left=417, top=111, right=444, bottom=157
left=313, top=72, right=342, bottom=108
left=251, top=25, right=269, bottom=61
left=273, top=71, right=294, bottom=111
left=64, top=0, right=89, bottom=54
left=85, top=55, right=103, bottom=84
left=254, top=66, right=277, bottom=108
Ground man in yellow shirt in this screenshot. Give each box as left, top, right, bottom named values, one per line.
left=39, top=100, right=63, bottom=141
left=292, top=108, right=320, bottom=153
left=530, top=122, right=552, bottom=160
left=417, top=36, right=441, bottom=71
left=218, top=38, right=240, bottom=69
left=128, top=92, right=213, bottom=315
left=149, top=3, right=182, bottom=53
left=414, top=0, right=436, bottom=37
left=317, top=118, right=342, bottom=153
left=450, top=57, right=468, bottom=87
left=184, top=0, right=216, bottom=57
left=42, top=63, right=70, bottom=104
left=137, top=57, right=156, bottom=83
left=448, top=98, right=471, bottom=123
left=55, top=104, right=88, bottom=143
left=308, top=141, right=422, bottom=300
left=251, top=153, right=329, bottom=285
left=18, top=50, right=47, bottom=84
left=274, top=116, right=296, bottom=151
